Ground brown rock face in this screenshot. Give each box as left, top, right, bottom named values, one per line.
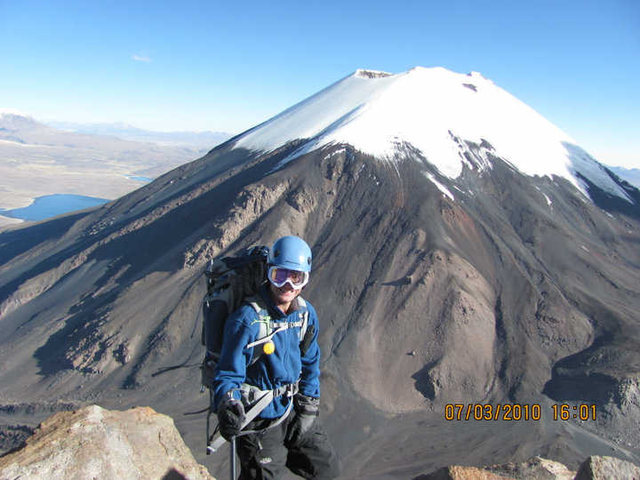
left=574, top=455, right=640, bottom=480
left=0, top=405, right=214, bottom=480
left=420, top=455, right=640, bottom=479
left=418, top=455, right=640, bottom=480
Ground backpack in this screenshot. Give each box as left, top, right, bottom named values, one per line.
left=200, top=245, right=312, bottom=391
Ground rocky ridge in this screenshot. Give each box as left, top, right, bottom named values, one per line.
left=0, top=405, right=214, bottom=480
left=420, top=455, right=640, bottom=479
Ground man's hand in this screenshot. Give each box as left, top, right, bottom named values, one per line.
left=285, top=394, right=319, bottom=446
left=217, top=392, right=246, bottom=441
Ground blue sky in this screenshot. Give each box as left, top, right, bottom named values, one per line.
left=1, top=0, right=638, bottom=167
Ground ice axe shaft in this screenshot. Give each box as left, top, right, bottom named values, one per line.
left=230, top=436, right=237, bottom=479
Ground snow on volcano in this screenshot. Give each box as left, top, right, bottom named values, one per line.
left=233, top=66, right=633, bottom=203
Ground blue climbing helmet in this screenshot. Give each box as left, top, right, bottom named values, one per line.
left=268, top=235, right=312, bottom=273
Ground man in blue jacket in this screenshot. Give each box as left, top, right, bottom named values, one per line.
left=213, top=235, right=339, bottom=479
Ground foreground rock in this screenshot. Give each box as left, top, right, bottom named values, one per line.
left=574, top=455, right=640, bottom=479
left=420, top=455, right=640, bottom=479
left=485, top=456, right=576, bottom=479
left=420, top=465, right=516, bottom=479
left=0, top=405, right=214, bottom=480
left=420, top=461, right=569, bottom=480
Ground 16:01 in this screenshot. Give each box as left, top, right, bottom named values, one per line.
left=551, top=404, right=597, bottom=421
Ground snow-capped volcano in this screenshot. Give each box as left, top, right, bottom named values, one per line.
left=235, top=66, right=633, bottom=203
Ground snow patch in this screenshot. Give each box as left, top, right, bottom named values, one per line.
left=268, top=140, right=320, bottom=174
left=323, top=148, right=346, bottom=160
left=424, top=172, right=455, bottom=201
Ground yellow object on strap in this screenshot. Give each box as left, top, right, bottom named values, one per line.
left=263, top=340, right=275, bottom=355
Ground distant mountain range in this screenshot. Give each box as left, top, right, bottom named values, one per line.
left=609, top=166, right=640, bottom=189
left=46, top=120, right=232, bottom=148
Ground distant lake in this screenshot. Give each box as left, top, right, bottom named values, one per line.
left=1, top=194, right=109, bottom=221
left=126, top=175, right=153, bottom=182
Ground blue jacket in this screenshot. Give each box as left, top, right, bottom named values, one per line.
left=213, top=286, right=321, bottom=419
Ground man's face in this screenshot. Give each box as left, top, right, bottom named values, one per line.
left=269, top=280, right=302, bottom=307
left=267, top=267, right=309, bottom=308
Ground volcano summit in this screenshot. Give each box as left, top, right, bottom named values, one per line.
left=236, top=67, right=636, bottom=206
left=0, top=67, right=639, bottom=478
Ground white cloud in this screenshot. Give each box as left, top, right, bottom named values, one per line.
left=132, top=54, right=152, bottom=63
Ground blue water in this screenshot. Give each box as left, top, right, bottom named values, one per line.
left=126, top=175, right=153, bottom=182
left=1, top=194, right=109, bottom=221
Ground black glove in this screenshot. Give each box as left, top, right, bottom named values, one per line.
left=285, top=394, right=319, bottom=447
left=217, top=392, right=246, bottom=441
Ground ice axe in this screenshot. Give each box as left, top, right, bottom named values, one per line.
left=230, top=436, right=237, bottom=479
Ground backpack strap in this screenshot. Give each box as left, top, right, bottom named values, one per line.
left=245, top=300, right=276, bottom=350
left=247, top=300, right=269, bottom=341
left=296, top=297, right=309, bottom=342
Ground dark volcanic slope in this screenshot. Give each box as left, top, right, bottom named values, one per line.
left=1, top=141, right=639, bottom=477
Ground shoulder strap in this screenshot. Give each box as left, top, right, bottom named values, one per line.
left=296, top=296, right=317, bottom=356
left=245, top=298, right=272, bottom=349
left=247, top=300, right=264, bottom=316
left=296, top=297, right=309, bottom=342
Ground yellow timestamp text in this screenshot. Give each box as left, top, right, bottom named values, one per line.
left=551, top=403, right=597, bottom=421
left=444, top=403, right=597, bottom=422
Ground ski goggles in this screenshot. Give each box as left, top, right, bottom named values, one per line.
left=267, top=266, right=309, bottom=289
